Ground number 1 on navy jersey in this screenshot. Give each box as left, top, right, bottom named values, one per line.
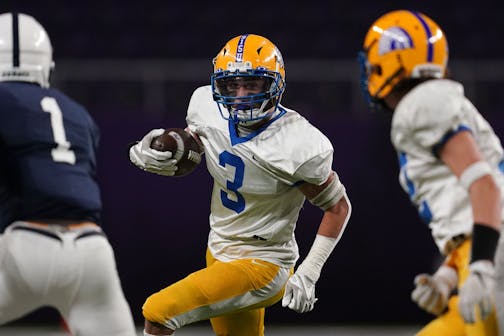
left=41, top=97, right=76, bottom=164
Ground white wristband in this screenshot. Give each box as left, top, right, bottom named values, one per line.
left=298, top=194, right=351, bottom=282
left=459, top=161, right=492, bottom=190
left=297, top=234, right=338, bottom=282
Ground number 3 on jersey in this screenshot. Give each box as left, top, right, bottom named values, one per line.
left=219, top=151, right=245, bottom=213
left=41, top=97, right=76, bottom=164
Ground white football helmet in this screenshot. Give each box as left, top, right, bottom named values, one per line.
left=0, top=12, right=54, bottom=88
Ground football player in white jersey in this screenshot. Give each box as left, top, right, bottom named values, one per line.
left=359, top=10, right=504, bottom=336
left=130, top=34, right=352, bottom=336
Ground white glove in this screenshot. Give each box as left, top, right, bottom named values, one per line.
left=459, top=260, right=496, bottom=323
left=282, top=267, right=318, bottom=313
left=282, top=235, right=338, bottom=313
left=129, top=129, right=178, bottom=176
left=411, top=265, right=458, bottom=315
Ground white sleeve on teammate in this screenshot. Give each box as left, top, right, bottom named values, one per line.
left=412, top=103, right=464, bottom=149
left=393, top=80, right=475, bottom=151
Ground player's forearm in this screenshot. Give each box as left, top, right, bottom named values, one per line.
left=297, top=195, right=351, bottom=280
left=317, top=195, right=350, bottom=238
left=467, top=175, right=501, bottom=264
left=469, top=175, right=501, bottom=231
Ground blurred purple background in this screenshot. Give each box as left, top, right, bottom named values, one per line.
left=4, top=0, right=503, bottom=327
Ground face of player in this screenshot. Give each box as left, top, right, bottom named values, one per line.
left=216, top=76, right=269, bottom=108
left=214, top=75, right=277, bottom=128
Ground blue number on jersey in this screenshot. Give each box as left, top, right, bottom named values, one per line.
left=398, top=151, right=432, bottom=224
left=219, top=151, right=245, bottom=213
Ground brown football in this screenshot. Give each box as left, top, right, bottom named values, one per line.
left=150, top=128, right=202, bottom=177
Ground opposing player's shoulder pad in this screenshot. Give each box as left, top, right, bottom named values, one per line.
left=0, top=86, right=22, bottom=128
left=0, top=86, right=17, bottom=107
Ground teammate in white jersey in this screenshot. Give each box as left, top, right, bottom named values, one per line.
left=359, top=10, right=503, bottom=336
left=130, top=34, right=352, bottom=335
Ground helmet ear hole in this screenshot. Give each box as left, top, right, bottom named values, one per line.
left=371, top=64, right=382, bottom=76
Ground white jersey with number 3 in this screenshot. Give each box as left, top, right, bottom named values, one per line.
left=186, top=85, right=335, bottom=268
left=391, top=79, right=504, bottom=254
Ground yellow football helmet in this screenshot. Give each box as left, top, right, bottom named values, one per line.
left=211, top=34, right=286, bottom=125
left=359, top=10, right=448, bottom=105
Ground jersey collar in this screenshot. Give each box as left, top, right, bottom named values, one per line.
left=228, top=107, right=286, bottom=146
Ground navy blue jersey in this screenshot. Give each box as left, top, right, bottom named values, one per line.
left=0, top=82, right=101, bottom=231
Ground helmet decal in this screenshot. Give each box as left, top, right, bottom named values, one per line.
left=359, top=10, right=448, bottom=102
left=378, top=27, right=413, bottom=55
left=235, top=34, right=248, bottom=62
left=12, top=12, right=19, bottom=66
left=409, top=11, right=434, bottom=62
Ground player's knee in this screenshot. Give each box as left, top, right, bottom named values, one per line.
left=142, top=292, right=174, bottom=324
left=142, top=293, right=166, bottom=322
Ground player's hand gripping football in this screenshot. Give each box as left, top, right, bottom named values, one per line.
left=282, top=264, right=318, bottom=313
left=458, top=260, right=496, bottom=323
left=411, top=265, right=458, bottom=315
left=129, top=128, right=178, bottom=176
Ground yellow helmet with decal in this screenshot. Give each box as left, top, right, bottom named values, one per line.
left=211, top=34, right=286, bottom=125
left=359, top=10, right=448, bottom=104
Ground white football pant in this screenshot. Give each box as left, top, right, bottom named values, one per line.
left=0, top=221, right=136, bottom=336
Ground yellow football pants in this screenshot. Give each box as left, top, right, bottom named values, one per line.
left=142, top=249, right=290, bottom=336
left=417, top=240, right=499, bottom=336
